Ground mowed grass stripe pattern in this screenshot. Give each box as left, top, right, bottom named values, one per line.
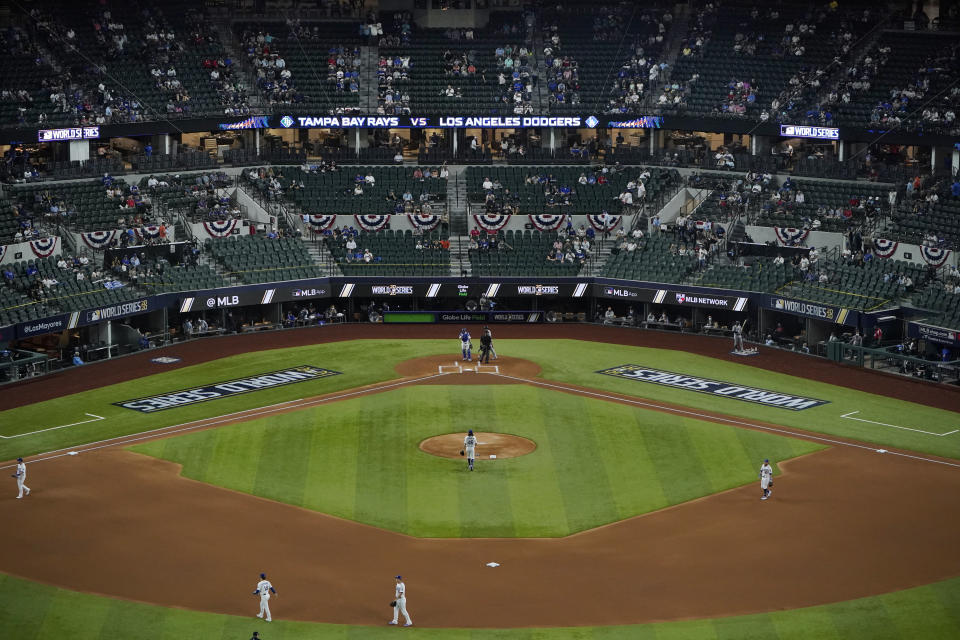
left=502, top=339, right=960, bottom=460
left=0, top=340, right=454, bottom=460
left=2, top=572, right=960, bottom=639
left=132, top=385, right=821, bottom=537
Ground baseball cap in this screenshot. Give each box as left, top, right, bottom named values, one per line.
left=260, top=573, right=266, bottom=579
left=395, top=575, right=402, bottom=579
left=764, top=459, right=769, bottom=463
left=17, top=457, right=23, bottom=462
left=468, top=429, right=473, bottom=435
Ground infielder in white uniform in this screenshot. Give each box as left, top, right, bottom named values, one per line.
left=253, top=572, right=277, bottom=621
left=12, top=457, right=30, bottom=499
left=463, top=429, right=478, bottom=471
left=389, top=575, right=412, bottom=626
left=759, top=459, right=774, bottom=500
left=732, top=320, right=745, bottom=351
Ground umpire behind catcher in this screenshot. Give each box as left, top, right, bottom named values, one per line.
left=479, top=326, right=493, bottom=364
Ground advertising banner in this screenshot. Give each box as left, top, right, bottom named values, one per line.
left=17, top=314, right=72, bottom=338
left=383, top=311, right=543, bottom=323
left=82, top=299, right=151, bottom=325
left=765, top=296, right=853, bottom=324
left=907, top=322, right=960, bottom=346
left=594, top=284, right=748, bottom=310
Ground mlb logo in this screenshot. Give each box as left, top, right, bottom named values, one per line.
left=775, top=299, right=785, bottom=309
left=675, top=294, right=686, bottom=304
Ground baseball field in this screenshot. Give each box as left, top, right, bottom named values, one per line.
left=1, top=324, right=959, bottom=639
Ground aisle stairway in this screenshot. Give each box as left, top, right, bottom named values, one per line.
left=449, top=235, right=472, bottom=277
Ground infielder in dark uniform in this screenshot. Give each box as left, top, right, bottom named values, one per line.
left=479, top=327, right=493, bottom=364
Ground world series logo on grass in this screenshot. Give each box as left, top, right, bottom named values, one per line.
left=597, top=365, right=829, bottom=410
left=115, top=366, right=341, bottom=413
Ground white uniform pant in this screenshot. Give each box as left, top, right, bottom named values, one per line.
left=17, top=476, right=29, bottom=498
left=761, top=477, right=771, bottom=491
left=258, top=595, right=272, bottom=621
left=465, top=447, right=475, bottom=461
left=392, top=596, right=411, bottom=624
left=733, top=334, right=744, bottom=350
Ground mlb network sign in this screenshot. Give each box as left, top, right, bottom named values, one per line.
left=597, top=365, right=829, bottom=411
left=779, top=124, right=839, bottom=140
left=115, top=365, right=341, bottom=413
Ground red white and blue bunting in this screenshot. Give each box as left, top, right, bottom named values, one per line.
left=305, top=214, right=337, bottom=232
left=587, top=214, right=622, bottom=232
left=920, top=245, right=952, bottom=268
left=354, top=214, right=389, bottom=232
left=873, top=238, right=899, bottom=259
left=30, top=237, right=58, bottom=258
left=473, top=213, right=509, bottom=232
left=529, top=214, right=566, bottom=231
left=774, top=227, right=809, bottom=246
left=408, top=213, right=441, bottom=232
left=81, top=230, right=119, bottom=250
left=202, top=219, right=239, bottom=238
left=135, top=225, right=164, bottom=241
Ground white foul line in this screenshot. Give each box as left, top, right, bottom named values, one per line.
left=0, top=413, right=105, bottom=439
left=490, top=373, right=960, bottom=469
left=0, top=372, right=450, bottom=470
left=839, top=411, right=958, bottom=437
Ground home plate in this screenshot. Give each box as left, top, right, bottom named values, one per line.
left=486, top=562, right=500, bottom=568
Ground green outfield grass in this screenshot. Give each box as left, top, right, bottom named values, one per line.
left=0, top=340, right=452, bottom=460
left=3, top=572, right=959, bottom=639
left=1, top=338, right=957, bottom=463
left=500, top=339, right=960, bottom=460
left=131, top=384, right=822, bottom=537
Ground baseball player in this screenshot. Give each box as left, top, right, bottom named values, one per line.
left=12, top=457, right=30, bottom=499
left=759, top=459, right=774, bottom=500
left=459, top=327, right=473, bottom=361
left=462, top=429, right=478, bottom=471
left=732, top=320, right=745, bottom=352
left=253, top=572, right=277, bottom=622
left=389, top=575, right=412, bottom=626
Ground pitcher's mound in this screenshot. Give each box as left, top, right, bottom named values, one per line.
left=419, top=432, right=537, bottom=460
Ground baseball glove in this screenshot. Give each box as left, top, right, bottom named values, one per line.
left=768, top=481, right=774, bottom=488
left=460, top=450, right=465, bottom=456
left=390, top=600, right=397, bottom=607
